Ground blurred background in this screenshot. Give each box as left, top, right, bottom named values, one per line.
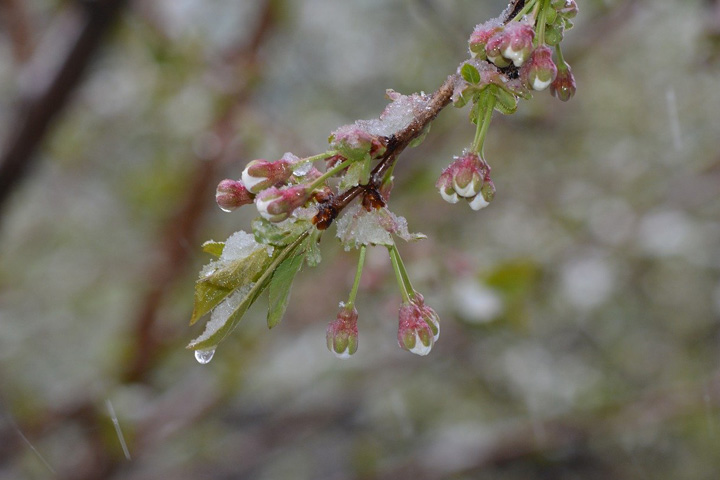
left=1, top=0, right=719, bottom=478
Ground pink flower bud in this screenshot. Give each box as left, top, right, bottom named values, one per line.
left=469, top=21, right=503, bottom=60
left=487, top=22, right=535, bottom=68
left=326, top=303, right=359, bottom=358
left=436, top=152, right=490, bottom=206
left=255, top=185, right=311, bottom=222
left=215, top=179, right=254, bottom=212
left=550, top=63, right=576, bottom=102
left=397, top=301, right=435, bottom=356
left=520, top=46, right=557, bottom=91
left=330, top=125, right=386, bottom=160
left=412, top=293, right=440, bottom=341
left=241, top=158, right=293, bottom=194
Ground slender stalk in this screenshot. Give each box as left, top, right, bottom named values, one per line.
left=346, top=245, right=366, bottom=307
left=389, top=244, right=416, bottom=302
left=555, top=43, right=568, bottom=69
left=309, top=157, right=354, bottom=190
left=388, top=244, right=410, bottom=303
left=512, top=0, right=537, bottom=21
left=537, top=0, right=550, bottom=46
left=471, top=93, right=496, bottom=155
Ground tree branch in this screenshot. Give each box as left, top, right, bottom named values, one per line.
left=0, top=0, right=128, bottom=227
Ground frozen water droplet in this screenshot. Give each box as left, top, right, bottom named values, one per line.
left=194, top=348, right=216, bottom=364
left=293, top=161, right=313, bottom=176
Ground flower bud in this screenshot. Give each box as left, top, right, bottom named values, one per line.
left=469, top=21, right=502, bottom=60
left=330, top=125, right=386, bottom=160
left=397, top=302, right=434, bottom=356
left=412, top=293, right=440, bottom=341
left=326, top=303, right=359, bottom=358
left=241, top=158, right=293, bottom=194
left=520, top=46, right=558, bottom=91
left=487, top=22, right=535, bottom=68
left=215, top=179, right=254, bottom=212
left=469, top=178, right=495, bottom=211
left=436, top=151, right=491, bottom=207
left=255, top=185, right=311, bottom=222
left=550, top=63, right=576, bottom=102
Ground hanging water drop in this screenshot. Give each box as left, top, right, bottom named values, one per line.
left=194, top=347, right=216, bottom=364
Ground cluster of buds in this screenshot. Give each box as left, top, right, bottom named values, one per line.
left=436, top=151, right=495, bottom=210
left=214, top=152, right=323, bottom=222
left=397, top=294, right=440, bottom=356
left=326, top=303, right=359, bottom=358
left=468, top=1, right=577, bottom=97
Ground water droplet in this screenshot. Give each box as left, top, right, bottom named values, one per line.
left=218, top=205, right=234, bottom=213
left=194, top=348, right=216, bottom=364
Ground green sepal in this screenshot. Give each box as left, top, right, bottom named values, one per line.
left=409, top=124, right=431, bottom=148
left=267, top=246, right=307, bottom=329
left=201, top=240, right=225, bottom=257
left=460, top=63, right=482, bottom=85
left=190, top=247, right=272, bottom=325
left=491, top=86, right=519, bottom=115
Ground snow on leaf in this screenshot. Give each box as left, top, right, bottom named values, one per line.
left=201, top=240, right=224, bottom=257
left=336, top=204, right=425, bottom=251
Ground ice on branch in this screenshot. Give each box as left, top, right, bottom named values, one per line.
left=353, top=89, right=431, bottom=137
left=335, top=204, right=425, bottom=251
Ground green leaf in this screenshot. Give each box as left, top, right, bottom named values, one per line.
left=408, top=124, right=430, bottom=148
left=201, top=240, right=224, bottom=257
left=460, top=63, right=481, bottom=85
left=339, top=155, right=371, bottom=190
left=252, top=217, right=312, bottom=247
left=267, top=250, right=306, bottom=328
left=188, top=230, right=312, bottom=351
left=306, top=229, right=323, bottom=267
left=190, top=247, right=271, bottom=325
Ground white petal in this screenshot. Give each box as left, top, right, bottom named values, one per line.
left=469, top=194, right=490, bottom=211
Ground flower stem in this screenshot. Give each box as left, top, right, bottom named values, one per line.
left=512, top=0, right=538, bottom=22
left=388, top=244, right=410, bottom=303
left=300, top=151, right=335, bottom=165
left=309, top=157, right=354, bottom=191
left=471, top=92, right=496, bottom=155
left=388, top=243, right=416, bottom=303
left=554, top=43, right=568, bottom=70
left=537, top=0, right=550, bottom=46
left=346, top=245, right=366, bottom=308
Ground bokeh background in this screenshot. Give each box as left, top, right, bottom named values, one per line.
left=1, top=0, right=720, bottom=478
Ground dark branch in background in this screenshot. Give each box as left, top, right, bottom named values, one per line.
left=313, top=0, right=524, bottom=229
left=0, top=0, right=128, bottom=227
left=0, top=0, right=34, bottom=63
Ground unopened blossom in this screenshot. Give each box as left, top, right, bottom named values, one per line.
left=520, top=46, right=558, bottom=91
left=330, top=124, right=386, bottom=160
left=411, top=293, right=440, bottom=341
left=550, top=63, right=576, bottom=101
left=469, top=21, right=503, bottom=60
left=436, top=151, right=492, bottom=209
left=241, top=158, right=294, bottom=194
left=486, top=21, right=535, bottom=68
left=255, top=185, right=311, bottom=222
left=326, top=303, right=359, bottom=358
left=215, top=179, right=254, bottom=212
left=397, top=301, right=435, bottom=356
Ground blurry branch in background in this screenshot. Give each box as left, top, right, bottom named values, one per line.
left=0, top=1, right=281, bottom=479
left=0, top=0, right=127, bottom=227
left=0, top=0, right=34, bottom=63
left=122, top=0, right=281, bottom=384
